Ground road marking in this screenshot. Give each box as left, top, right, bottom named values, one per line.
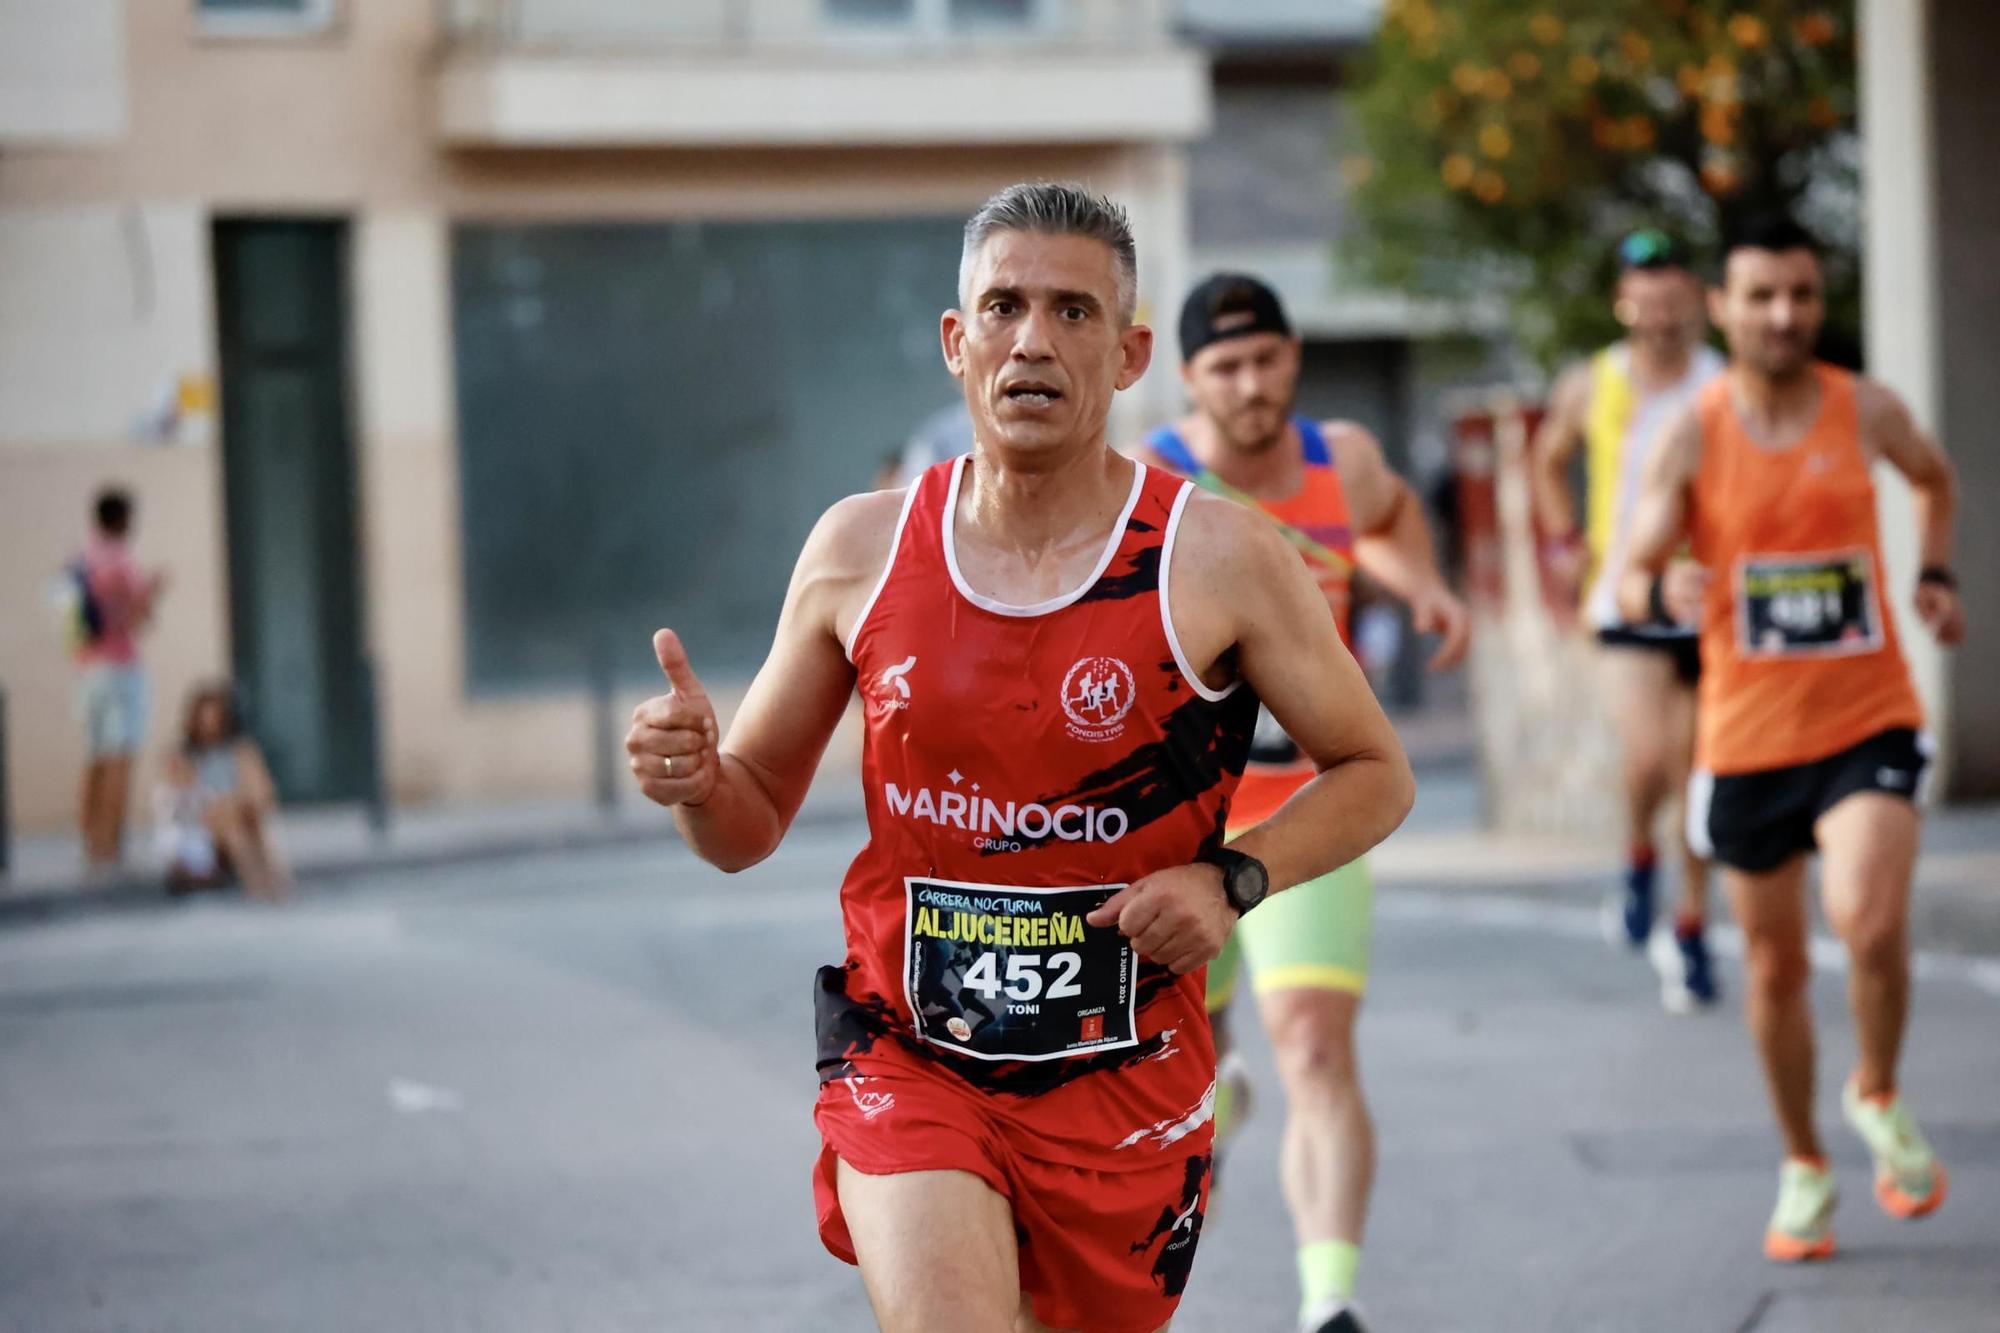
left=1378, top=890, right=2000, bottom=1001
left=388, top=1078, right=465, bottom=1114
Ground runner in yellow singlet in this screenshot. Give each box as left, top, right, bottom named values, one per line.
left=1531, top=230, right=1724, bottom=1012
left=1141, top=274, right=1468, bottom=1333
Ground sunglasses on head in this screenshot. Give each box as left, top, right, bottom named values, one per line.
left=1619, top=229, right=1685, bottom=270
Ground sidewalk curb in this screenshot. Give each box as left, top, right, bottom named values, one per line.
left=0, top=800, right=864, bottom=926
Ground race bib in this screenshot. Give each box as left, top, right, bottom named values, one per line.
left=1737, top=550, right=1882, bottom=658
left=904, top=877, right=1137, bottom=1063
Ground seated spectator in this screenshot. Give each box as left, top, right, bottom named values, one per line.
left=158, top=683, right=289, bottom=901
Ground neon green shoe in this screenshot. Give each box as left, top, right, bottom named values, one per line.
left=1763, top=1158, right=1837, bottom=1262
left=1842, top=1080, right=1948, bottom=1220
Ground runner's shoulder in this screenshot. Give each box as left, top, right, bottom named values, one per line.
left=1850, top=373, right=1918, bottom=435
left=801, top=487, right=910, bottom=588
left=1171, top=488, right=1298, bottom=593
left=1317, top=419, right=1386, bottom=468
left=1555, top=358, right=1595, bottom=402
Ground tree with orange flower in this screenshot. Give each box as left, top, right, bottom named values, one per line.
left=1347, top=0, right=1859, bottom=365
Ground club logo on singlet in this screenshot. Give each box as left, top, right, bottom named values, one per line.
left=866, top=654, right=916, bottom=714
left=1061, top=655, right=1136, bottom=742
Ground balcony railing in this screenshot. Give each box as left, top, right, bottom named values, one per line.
left=441, top=0, right=1175, bottom=53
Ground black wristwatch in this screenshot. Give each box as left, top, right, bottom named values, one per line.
left=1201, top=847, right=1270, bottom=916
left=1918, top=565, right=1957, bottom=591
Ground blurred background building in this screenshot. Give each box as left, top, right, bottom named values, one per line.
left=0, top=0, right=1993, bottom=844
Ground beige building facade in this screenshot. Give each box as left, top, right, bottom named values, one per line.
left=0, top=0, right=1210, bottom=834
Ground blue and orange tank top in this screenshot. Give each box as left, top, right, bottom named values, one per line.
left=1146, top=417, right=1355, bottom=826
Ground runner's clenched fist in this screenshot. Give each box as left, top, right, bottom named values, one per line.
left=628, top=628, right=718, bottom=808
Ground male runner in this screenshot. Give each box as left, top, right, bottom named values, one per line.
left=1140, top=273, right=1468, bottom=1333
left=1620, top=215, right=1962, bottom=1262
left=1531, top=230, right=1723, bottom=1011
left=628, top=183, right=1415, bottom=1332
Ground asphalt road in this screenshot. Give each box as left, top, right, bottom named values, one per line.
left=2, top=827, right=1996, bottom=1332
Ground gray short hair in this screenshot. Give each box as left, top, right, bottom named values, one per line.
left=959, top=181, right=1138, bottom=323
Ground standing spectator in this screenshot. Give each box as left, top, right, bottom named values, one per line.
left=159, top=682, right=289, bottom=901
left=74, top=487, right=167, bottom=871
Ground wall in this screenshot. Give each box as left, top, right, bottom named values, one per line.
left=2, top=0, right=1198, bottom=830
left=1928, top=0, right=2000, bottom=797
left=0, top=0, right=125, bottom=143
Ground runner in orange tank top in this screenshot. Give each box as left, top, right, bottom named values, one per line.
left=1140, top=273, right=1467, bottom=1333
left=1620, top=216, right=1964, bottom=1265
left=627, top=185, right=1416, bottom=1333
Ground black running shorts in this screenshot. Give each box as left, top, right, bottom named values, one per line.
left=1687, top=727, right=1930, bottom=874
left=1596, top=625, right=1700, bottom=687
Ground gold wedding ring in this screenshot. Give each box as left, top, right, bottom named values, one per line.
left=664, top=755, right=675, bottom=778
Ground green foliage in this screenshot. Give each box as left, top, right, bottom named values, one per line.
left=1343, top=0, right=1859, bottom=369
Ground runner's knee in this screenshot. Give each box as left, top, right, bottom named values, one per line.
left=1830, top=911, right=1906, bottom=976
left=1267, top=996, right=1360, bottom=1091
left=1742, top=936, right=1810, bottom=1001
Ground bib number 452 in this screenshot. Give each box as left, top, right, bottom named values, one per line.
left=962, top=951, right=1084, bottom=1002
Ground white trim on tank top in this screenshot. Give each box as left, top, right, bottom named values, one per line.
left=940, top=452, right=1146, bottom=617
left=842, top=477, right=927, bottom=664
left=1161, top=480, right=1243, bottom=702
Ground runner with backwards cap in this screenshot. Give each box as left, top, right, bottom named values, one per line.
left=1141, top=272, right=1468, bottom=1333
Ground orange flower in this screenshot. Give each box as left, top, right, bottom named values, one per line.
left=1508, top=50, right=1543, bottom=81
left=1677, top=63, right=1704, bottom=96
left=1728, top=14, right=1768, bottom=49
left=1442, top=154, right=1476, bottom=189
left=1624, top=115, right=1656, bottom=149
left=1478, top=123, right=1515, bottom=160
left=1619, top=31, right=1653, bottom=66
left=1473, top=170, right=1508, bottom=204
left=1700, top=103, right=1738, bottom=146
left=1341, top=154, right=1376, bottom=187
left=1569, top=53, right=1601, bottom=85
left=1529, top=13, right=1563, bottom=45
left=1452, top=62, right=1487, bottom=95
left=1794, top=12, right=1838, bottom=46
left=1700, top=158, right=1743, bottom=195
left=1483, top=71, right=1516, bottom=100
left=1591, top=116, right=1620, bottom=149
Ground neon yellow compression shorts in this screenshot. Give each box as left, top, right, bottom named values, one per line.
left=1205, top=855, right=1373, bottom=1011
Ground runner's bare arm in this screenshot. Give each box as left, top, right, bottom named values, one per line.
left=1616, top=404, right=1704, bottom=625
left=628, top=490, right=902, bottom=871
left=1330, top=421, right=1470, bottom=670
left=1857, top=378, right=1964, bottom=644
left=1529, top=363, right=1592, bottom=538
left=1178, top=493, right=1415, bottom=890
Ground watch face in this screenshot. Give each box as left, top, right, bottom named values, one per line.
left=1230, top=857, right=1268, bottom=911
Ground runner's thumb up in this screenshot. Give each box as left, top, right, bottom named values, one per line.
left=653, top=628, right=708, bottom=701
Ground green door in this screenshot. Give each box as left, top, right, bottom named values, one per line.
left=213, top=220, right=371, bottom=803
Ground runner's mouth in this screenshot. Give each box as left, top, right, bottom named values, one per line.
left=1003, top=383, right=1064, bottom=408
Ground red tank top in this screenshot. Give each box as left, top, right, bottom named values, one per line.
left=1688, top=365, right=1923, bottom=773
left=1146, top=419, right=1355, bottom=826
left=819, top=454, right=1258, bottom=1169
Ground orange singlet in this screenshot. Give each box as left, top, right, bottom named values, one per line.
left=1145, top=418, right=1355, bottom=825
left=1688, top=364, right=1923, bottom=775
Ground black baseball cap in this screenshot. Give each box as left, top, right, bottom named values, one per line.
left=1179, top=273, right=1294, bottom=363
left=1617, top=229, right=1691, bottom=271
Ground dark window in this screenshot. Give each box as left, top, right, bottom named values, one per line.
left=451, top=219, right=964, bottom=690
